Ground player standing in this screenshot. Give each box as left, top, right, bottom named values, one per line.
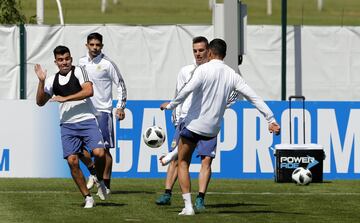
left=160, top=39, right=281, bottom=215
left=79, top=32, right=127, bottom=194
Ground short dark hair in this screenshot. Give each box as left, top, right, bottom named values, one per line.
left=87, top=32, right=103, bottom=43
left=209, top=38, right=227, bottom=59
left=53, top=45, right=70, bottom=58
left=193, top=36, right=209, bottom=48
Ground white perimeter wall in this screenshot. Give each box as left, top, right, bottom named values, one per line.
left=0, top=25, right=360, bottom=101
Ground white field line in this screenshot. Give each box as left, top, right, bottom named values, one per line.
left=206, top=192, right=360, bottom=196
left=0, top=190, right=359, bottom=196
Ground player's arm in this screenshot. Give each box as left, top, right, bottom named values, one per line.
left=109, top=62, right=127, bottom=120
left=52, top=82, right=93, bottom=103
left=234, top=74, right=280, bottom=135
left=171, top=69, right=186, bottom=125
left=161, top=69, right=202, bottom=110
left=34, top=64, right=51, bottom=106
left=51, top=66, right=93, bottom=103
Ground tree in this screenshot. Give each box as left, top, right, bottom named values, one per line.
left=0, top=0, right=26, bottom=24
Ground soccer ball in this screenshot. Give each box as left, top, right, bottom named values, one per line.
left=143, top=126, right=166, bottom=148
left=291, top=167, right=312, bottom=185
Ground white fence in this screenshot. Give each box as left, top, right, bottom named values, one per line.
left=0, top=25, right=359, bottom=101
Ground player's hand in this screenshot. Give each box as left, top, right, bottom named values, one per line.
left=269, top=122, right=280, bottom=135
left=34, top=64, right=47, bottom=81
left=160, top=102, right=169, bottom=110
left=116, top=108, right=125, bottom=121
left=50, top=95, right=66, bottom=103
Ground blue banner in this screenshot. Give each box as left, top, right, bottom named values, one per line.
left=110, top=100, right=360, bottom=180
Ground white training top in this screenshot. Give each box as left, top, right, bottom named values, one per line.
left=172, top=63, right=197, bottom=126
left=166, top=59, right=276, bottom=137
left=44, top=66, right=97, bottom=124
left=79, top=53, right=127, bottom=113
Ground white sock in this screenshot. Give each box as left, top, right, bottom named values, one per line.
left=162, top=147, right=178, bottom=165
left=182, top=193, right=193, bottom=209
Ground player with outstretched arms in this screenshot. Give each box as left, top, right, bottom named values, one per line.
left=160, top=39, right=280, bottom=215
left=156, top=36, right=217, bottom=212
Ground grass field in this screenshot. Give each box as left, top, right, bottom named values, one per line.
left=19, top=0, right=360, bottom=25
left=1, top=178, right=360, bottom=222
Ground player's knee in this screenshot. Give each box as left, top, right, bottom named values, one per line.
left=92, top=148, right=105, bottom=158
left=67, top=155, right=80, bottom=168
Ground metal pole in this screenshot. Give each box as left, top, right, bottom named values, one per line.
left=267, top=0, right=272, bottom=16
left=317, top=0, right=323, bottom=11
left=36, top=0, right=44, bottom=24
left=294, top=26, right=302, bottom=97
left=55, top=0, right=64, bottom=24
left=101, top=0, right=107, bottom=13
left=19, top=24, right=26, bottom=99
left=281, top=0, right=287, bottom=100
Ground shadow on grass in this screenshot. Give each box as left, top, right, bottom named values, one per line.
left=321, top=181, right=332, bottom=184
left=217, top=210, right=303, bottom=215
left=96, top=202, right=126, bottom=207
left=206, top=202, right=266, bottom=208
left=206, top=202, right=303, bottom=215
left=110, top=190, right=156, bottom=195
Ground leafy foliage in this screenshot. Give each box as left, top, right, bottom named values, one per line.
left=0, top=0, right=26, bottom=24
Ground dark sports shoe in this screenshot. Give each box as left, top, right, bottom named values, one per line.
left=155, top=193, right=171, bottom=205
left=195, top=196, right=205, bottom=212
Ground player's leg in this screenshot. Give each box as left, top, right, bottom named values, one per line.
left=156, top=159, right=178, bottom=205
left=177, top=135, right=196, bottom=215
left=196, top=156, right=213, bottom=211
left=84, top=118, right=108, bottom=200
left=156, top=124, right=181, bottom=204
left=103, top=148, right=113, bottom=193
left=195, top=136, right=217, bottom=211
left=159, top=147, right=178, bottom=166
left=79, top=149, right=98, bottom=189
left=66, top=154, right=95, bottom=208
left=96, top=112, right=114, bottom=192
left=61, top=122, right=96, bottom=208
left=67, top=154, right=90, bottom=195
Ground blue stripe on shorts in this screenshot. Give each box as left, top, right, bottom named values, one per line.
left=60, top=118, right=105, bottom=159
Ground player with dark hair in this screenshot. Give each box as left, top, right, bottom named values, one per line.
left=79, top=32, right=127, bottom=195
left=160, top=38, right=280, bottom=215
left=34, top=45, right=107, bottom=208
left=155, top=36, right=216, bottom=212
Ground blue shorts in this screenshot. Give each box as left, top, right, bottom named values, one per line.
left=171, top=121, right=217, bottom=158
left=95, top=112, right=114, bottom=149
left=60, top=119, right=105, bottom=159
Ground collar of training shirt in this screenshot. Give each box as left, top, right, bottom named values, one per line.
left=87, top=52, right=104, bottom=64
left=209, top=59, right=224, bottom=64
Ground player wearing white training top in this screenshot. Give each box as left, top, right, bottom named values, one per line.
left=34, top=45, right=108, bottom=208
left=156, top=37, right=216, bottom=212
left=160, top=39, right=281, bottom=215
left=79, top=32, right=127, bottom=194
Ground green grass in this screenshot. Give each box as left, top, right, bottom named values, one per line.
left=1, top=178, right=360, bottom=222
left=19, top=0, right=360, bottom=25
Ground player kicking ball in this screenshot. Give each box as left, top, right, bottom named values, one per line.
left=160, top=39, right=280, bottom=215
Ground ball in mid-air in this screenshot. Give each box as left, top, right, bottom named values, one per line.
left=143, top=126, right=166, bottom=148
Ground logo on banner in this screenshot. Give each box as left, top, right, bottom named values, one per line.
left=280, top=155, right=319, bottom=169
left=0, top=148, right=10, bottom=171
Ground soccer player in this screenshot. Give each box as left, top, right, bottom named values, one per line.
left=79, top=32, right=127, bottom=194
left=155, top=36, right=216, bottom=212
left=34, top=45, right=108, bottom=208
left=160, top=39, right=281, bottom=215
